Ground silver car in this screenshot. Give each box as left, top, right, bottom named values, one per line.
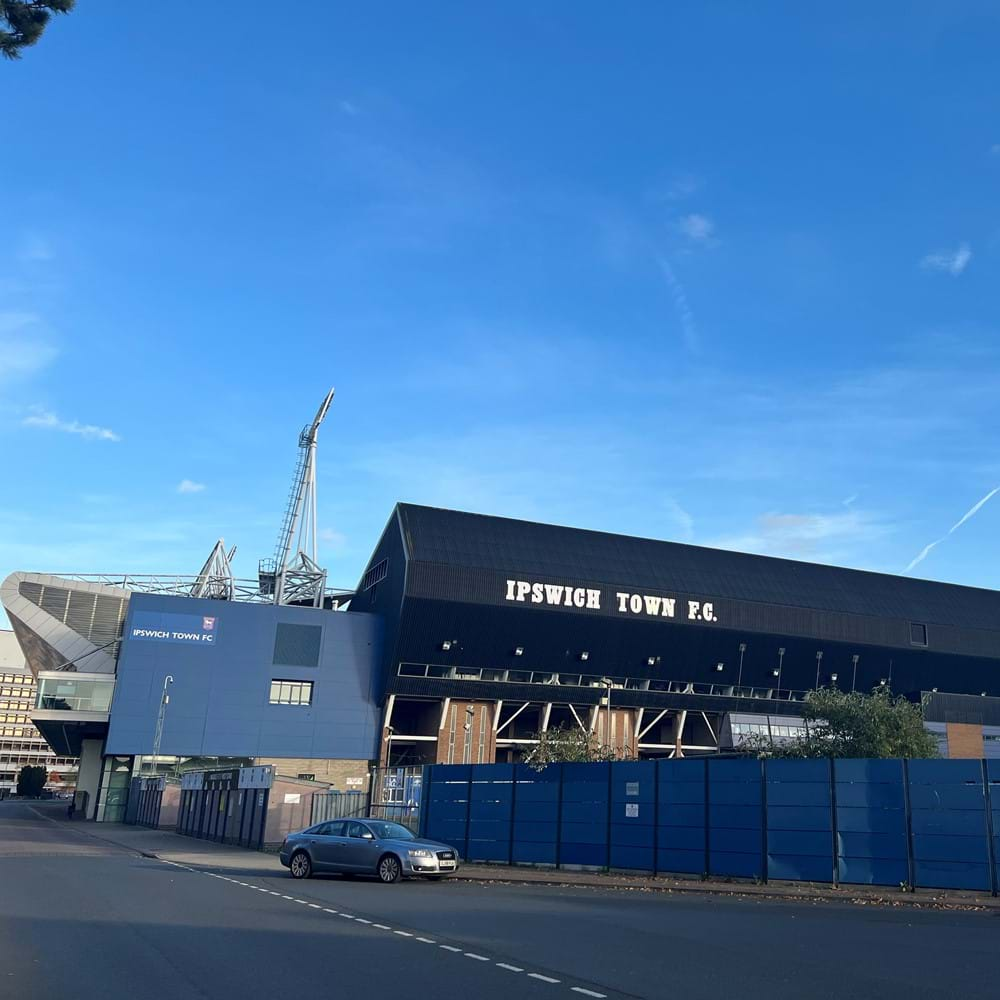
left=279, top=818, right=462, bottom=884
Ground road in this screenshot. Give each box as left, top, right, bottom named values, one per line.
left=1, top=800, right=997, bottom=1000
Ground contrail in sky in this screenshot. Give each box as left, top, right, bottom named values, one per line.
left=657, top=258, right=698, bottom=355
left=904, top=487, right=1000, bottom=573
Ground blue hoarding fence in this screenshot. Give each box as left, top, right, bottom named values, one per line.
left=420, top=758, right=1000, bottom=894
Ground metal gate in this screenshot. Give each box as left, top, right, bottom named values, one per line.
left=124, top=775, right=165, bottom=828
left=177, top=765, right=273, bottom=850
left=370, top=766, right=424, bottom=831
left=310, top=790, right=368, bottom=825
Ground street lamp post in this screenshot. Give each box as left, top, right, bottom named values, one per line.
left=737, top=642, right=747, bottom=690
left=814, top=650, right=824, bottom=690
left=851, top=654, right=860, bottom=692
left=776, top=647, right=785, bottom=692
left=149, top=675, right=174, bottom=775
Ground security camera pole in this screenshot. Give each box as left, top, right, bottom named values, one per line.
left=600, top=677, right=613, bottom=755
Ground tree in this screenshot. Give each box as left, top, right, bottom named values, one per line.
left=740, top=687, right=939, bottom=760
left=523, top=724, right=629, bottom=770
left=1, top=1, right=75, bottom=60
left=16, top=764, right=47, bottom=797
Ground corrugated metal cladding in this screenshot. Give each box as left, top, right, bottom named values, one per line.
left=396, top=504, right=1000, bottom=630
left=390, top=596, right=1000, bottom=699
left=923, top=692, right=1000, bottom=726
left=405, top=562, right=1000, bottom=659
left=18, top=579, right=128, bottom=657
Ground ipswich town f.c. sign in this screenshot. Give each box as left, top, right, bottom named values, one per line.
left=503, top=579, right=718, bottom=623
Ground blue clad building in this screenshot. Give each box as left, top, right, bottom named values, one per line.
left=107, top=593, right=379, bottom=761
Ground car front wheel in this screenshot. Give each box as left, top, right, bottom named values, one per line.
left=377, top=854, right=402, bottom=883
left=290, top=850, right=312, bottom=879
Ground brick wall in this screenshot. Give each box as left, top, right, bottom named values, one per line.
left=436, top=701, right=497, bottom=764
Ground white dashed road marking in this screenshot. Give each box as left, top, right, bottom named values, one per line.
left=162, top=858, right=613, bottom=998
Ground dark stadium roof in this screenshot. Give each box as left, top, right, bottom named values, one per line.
left=394, top=503, right=1000, bottom=630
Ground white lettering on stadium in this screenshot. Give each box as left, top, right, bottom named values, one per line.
left=505, top=580, right=718, bottom=623
left=505, top=579, right=601, bottom=610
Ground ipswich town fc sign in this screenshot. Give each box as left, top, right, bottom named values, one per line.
left=504, top=579, right=718, bottom=623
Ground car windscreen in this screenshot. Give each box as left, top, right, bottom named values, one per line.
left=366, top=821, right=415, bottom=840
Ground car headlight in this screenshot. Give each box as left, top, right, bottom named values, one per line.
left=408, top=849, right=433, bottom=858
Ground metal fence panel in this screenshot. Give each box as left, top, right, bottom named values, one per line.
left=512, top=764, right=560, bottom=865
left=656, top=758, right=706, bottom=875
left=709, top=758, right=763, bottom=879
left=908, top=759, right=990, bottom=890
left=468, top=763, right=514, bottom=862
left=419, top=758, right=998, bottom=894
left=610, top=761, right=656, bottom=871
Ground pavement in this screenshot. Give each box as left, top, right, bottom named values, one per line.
left=59, top=809, right=1000, bottom=912
left=2, top=799, right=1000, bottom=1000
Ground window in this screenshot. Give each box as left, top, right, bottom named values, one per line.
left=326, top=820, right=347, bottom=836
left=910, top=622, right=928, bottom=646
left=361, top=558, right=388, bottom=592
left=347, top=821, right=372, bottom=839
left=297, top=772, right=316, bottom=781
left=268, top=680, right=314, bottom=706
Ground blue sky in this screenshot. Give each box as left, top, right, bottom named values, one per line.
left=2, top=2, right=999, bottom=620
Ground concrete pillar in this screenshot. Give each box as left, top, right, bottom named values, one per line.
left=75, top=739, right=104, bottom=820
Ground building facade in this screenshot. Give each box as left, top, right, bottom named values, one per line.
left=0, top=573, right=379, bottom=819
left=0, top=631, right=78, bottom=797
left=357, top=504, right=1000, bottom=766
left=4, top=502, right=1000, bottom=818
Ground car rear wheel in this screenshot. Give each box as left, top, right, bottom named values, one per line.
left=290, top=850, right=312, bottom=879
left=377, top=854, right=402, bottom=883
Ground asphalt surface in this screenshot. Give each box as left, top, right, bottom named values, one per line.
left=1, top=801, right=998, bottom=1000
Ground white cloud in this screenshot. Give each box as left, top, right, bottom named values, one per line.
left=18, top=235, right=54, bottom=263
left=677, top=213, right=715, bottom=243
left=649, top=174, right=702, bottom=202
left=0, top=314, right=58, bottom=381
left=991, top=144, right=1000, bottom=156
left=663, top=498, right=694, bottom=542
left=22, top=409, right=121, bottom=442
left=711, top=509, right=889, bottom=562
left=339, top=99, right=360, bottom=116
left=920, top=243, right=972, bottom=276
left=176, top=479, right=206, bottom=494
left=319, top=528, right=347, bottom=553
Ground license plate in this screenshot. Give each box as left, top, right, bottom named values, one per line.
left=439, top=861, right=456, bottom=869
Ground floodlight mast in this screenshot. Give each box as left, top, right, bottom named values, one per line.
left=259, top=388, right=335, bottom=607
